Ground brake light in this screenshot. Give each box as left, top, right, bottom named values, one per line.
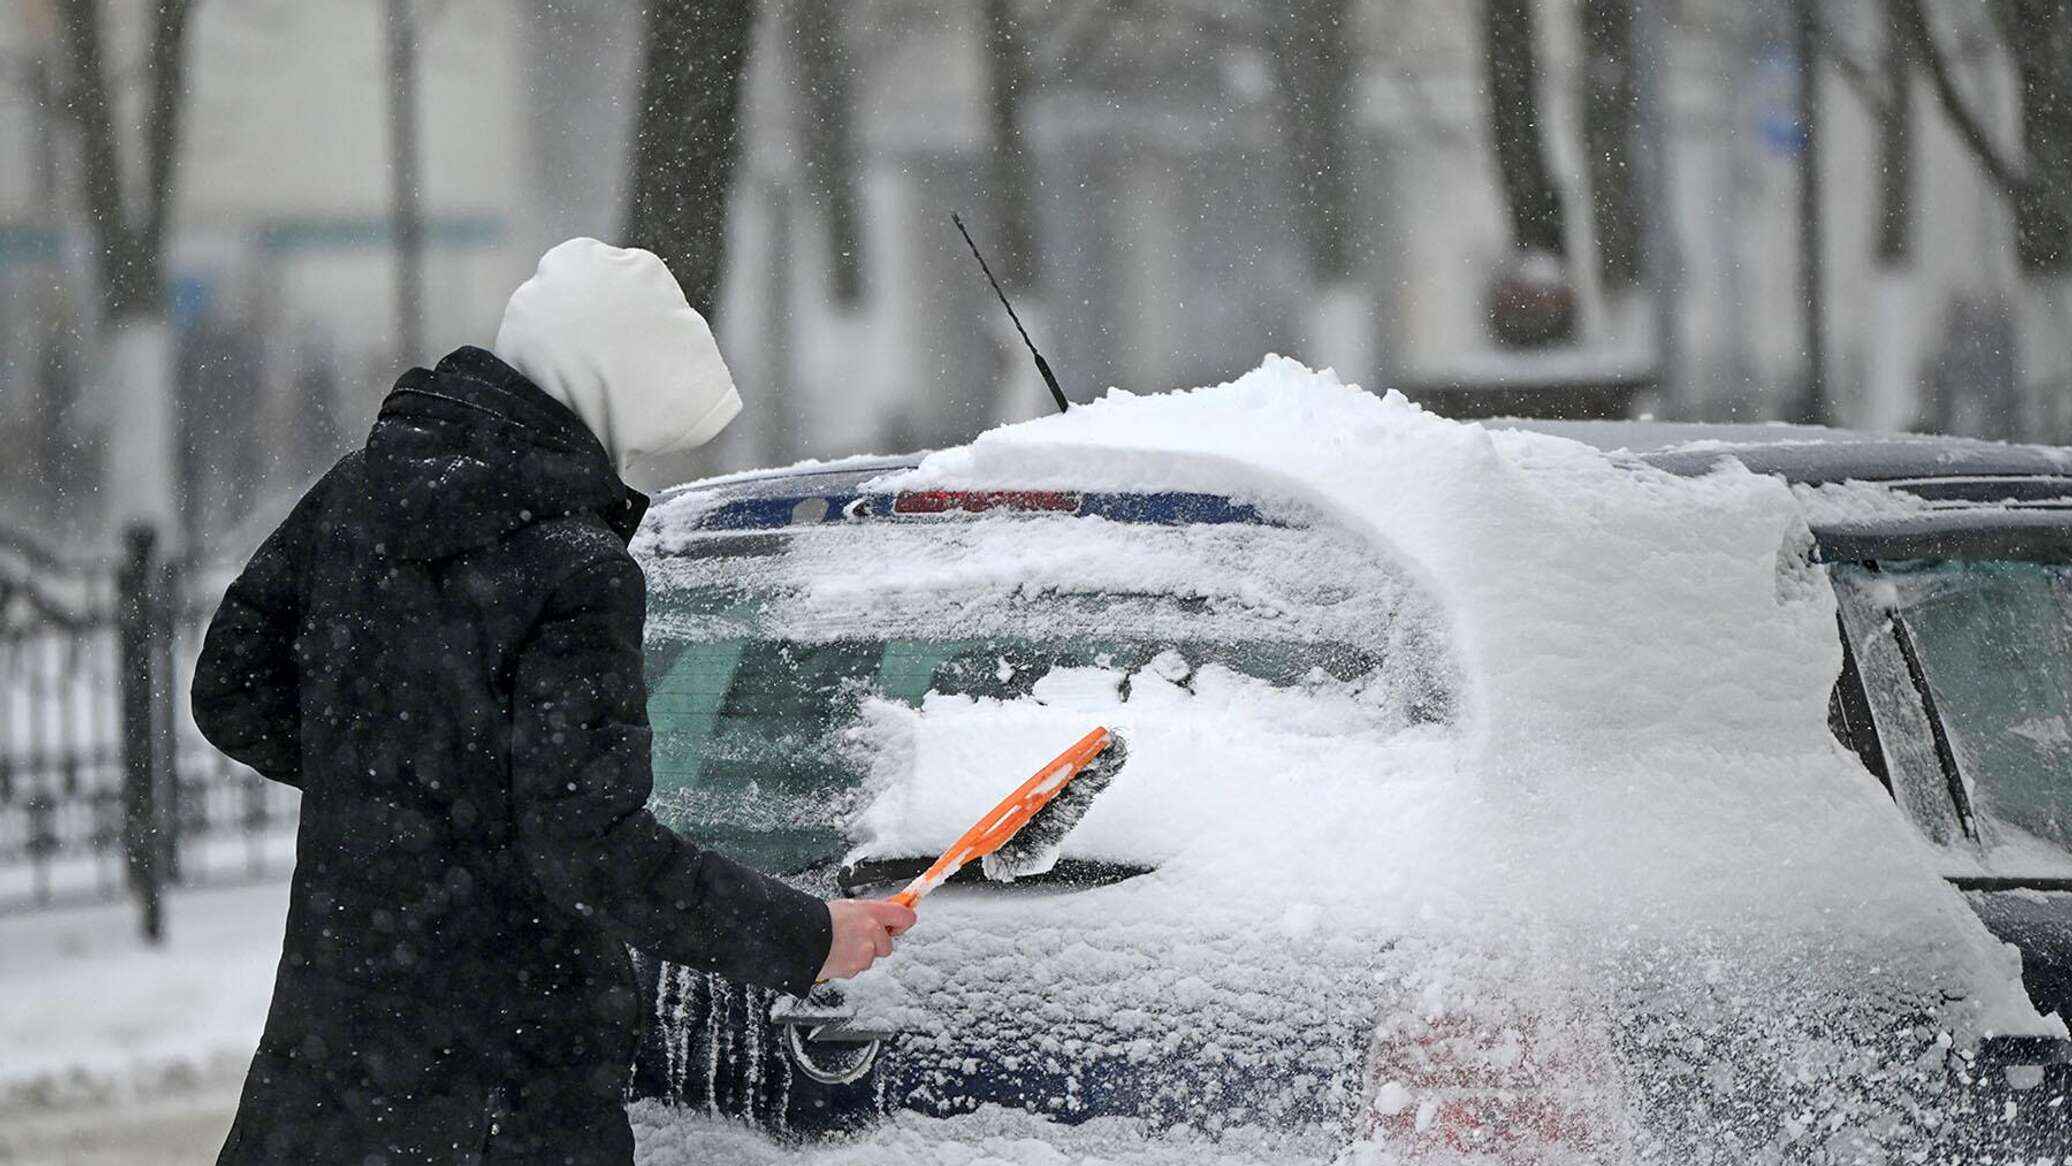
left=891, top=490, right=1081, bottom=515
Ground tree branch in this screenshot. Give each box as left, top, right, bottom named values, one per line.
left=1875, top=0, right=1915, bottom=263
left=982, top=0, right=1039, bottom=291
left=54, top=0, right=135, bottom=314
left=1804, top=0, right=1900, bottom=114
left=794, top=0, right=864, bottom=302
left=1984, top=0, right=2025, bottom=54
left=1273, top=0, right=1356, bottom=280
left=1894, top=0, right=2026, bottom=197
left=143, top=0, right=197, bottom=258
left=1483, top=0, right=1567, bottom=256
left=1823, top=30, right=1894, bottom=114
left=624, top=0, right=756, bottom=319
left=1372, top=58, right=1472, bottom=150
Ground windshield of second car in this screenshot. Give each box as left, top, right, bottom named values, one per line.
left=639, top=514, right=1459, bottom=876
left=1836, top=560, right=2072, bottom=876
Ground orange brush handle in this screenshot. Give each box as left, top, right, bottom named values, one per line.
left=889, top=726, right=1113, bottom=910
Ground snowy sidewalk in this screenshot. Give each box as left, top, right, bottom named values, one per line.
left=0, top=880, right=1296, bottom=1164
left=0, top=1079, right=247, bottom=1166
left=1, top=881, right=286, bottom=1104
left=0, top=880, right=287, bottom=1164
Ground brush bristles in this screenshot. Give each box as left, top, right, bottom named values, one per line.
left=982, top=734, right=1129, bottom=882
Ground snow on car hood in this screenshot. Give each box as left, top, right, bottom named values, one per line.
left=833, top=357, right=2053, bottom=1152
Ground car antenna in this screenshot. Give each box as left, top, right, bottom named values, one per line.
left=952, top=211, right=1071, bottom=414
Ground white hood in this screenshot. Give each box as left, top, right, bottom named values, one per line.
left=492, top=237, right=741, bottom=474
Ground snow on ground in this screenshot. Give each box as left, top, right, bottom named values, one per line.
left=631, top=1103, right=1337, bottom=1166
left=0, top=881, right=286, bottom=1109
left=0, top=881, right=1324, bottom=1164
left=0, top=1080, right=249, bottom=1166
left=0, top=882, right=285, bottom=1164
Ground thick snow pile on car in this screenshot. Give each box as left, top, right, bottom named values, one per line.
left=640, top=356, right=2056, bottom=1161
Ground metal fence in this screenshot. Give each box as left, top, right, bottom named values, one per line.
left=0, top=524, right=298, bottom=937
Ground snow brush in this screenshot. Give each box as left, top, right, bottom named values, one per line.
left=888, top=727, right=1129, bottom=910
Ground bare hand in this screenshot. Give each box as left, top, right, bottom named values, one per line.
left=819, top=899, right=917, bottom=981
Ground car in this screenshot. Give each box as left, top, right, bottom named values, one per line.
left=622, top=387, right=2072, bottom=1160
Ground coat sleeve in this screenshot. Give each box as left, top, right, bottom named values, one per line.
left=510, top=554, right=833, bottom=998
left=190, top=487, right=319, bottom=787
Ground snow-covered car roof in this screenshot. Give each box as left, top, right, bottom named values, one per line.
left=653, top=413, right=2072, bottom=566
left=667, top=415, right=2072, bottom=507
left=1506, top=417, right=2072, bottom=493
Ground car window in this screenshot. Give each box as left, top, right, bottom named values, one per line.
left=640, top=512, right=1459, bottom=875
left=1833, top=565, right=1972, bottom=849
left=1832, top=560, right=2072, bottom=878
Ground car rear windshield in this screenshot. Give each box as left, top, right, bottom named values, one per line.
left=638, top=512, right=1458, bottom=875
left=1833, top=560, right=2072, bottom=877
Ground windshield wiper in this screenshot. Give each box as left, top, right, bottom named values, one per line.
left=835, top=856, right=1150, bottom=899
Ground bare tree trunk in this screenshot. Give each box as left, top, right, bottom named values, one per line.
left=1632, top=0, right=1682, bottom=407
left=1580, top=0, right=1640, bottom=289
left=1274, top=0, right=1375, bottom=381
left=1790, top=0, right=1829, bottom=426
left=2012, top=0, right=2072, bottom=439
left=1897, top=0, right=2072, bottom=269
left=625, top=0, right=757, bottom=319
left=1483, top=0, right=1565, bottom=257
left=1904, top=0, right=2072, bottom=435
left=386, top=0, right=425, bottom=363
left=54, top=0, right=197, bottom=543
left=793, top=0, right=863, bottom=304
left=2008, top=0, right=2071, bottom=275
left=1277, top=0, right=1356, bottom=282
left=983, top=0, right=1039, bottom=293
left=57, top=0, right=192, bottom=320
left=1867, top=5, right=1920, bottom=431
left=1876, top=6, right=1915, bottom=267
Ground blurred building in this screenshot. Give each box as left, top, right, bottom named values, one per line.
left=0, top=0, right=2051, bottom=556
left=1, top=0, right=543, bottom=553
left=700, top=0, right=2041, bottom=476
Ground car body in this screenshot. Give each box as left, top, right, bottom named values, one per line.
left=625, top=418, right=2072, bottom=1158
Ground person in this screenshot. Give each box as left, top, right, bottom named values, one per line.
left=194, top=238, right=916, bottom=1164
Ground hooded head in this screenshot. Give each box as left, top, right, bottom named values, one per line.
left=492, top=238, right=741, bottom=474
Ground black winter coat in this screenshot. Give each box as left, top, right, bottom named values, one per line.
left=195, top=347, right=831, bottom=1165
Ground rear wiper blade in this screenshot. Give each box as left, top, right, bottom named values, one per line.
left=836, top=855, right=1149, bottom=899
